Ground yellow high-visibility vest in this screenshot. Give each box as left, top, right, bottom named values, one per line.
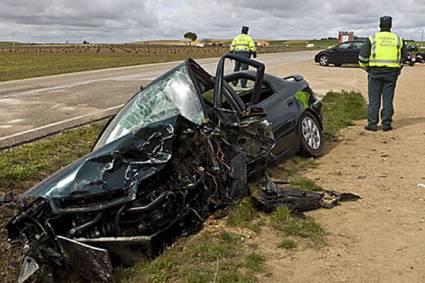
left=229, top=34, right=257, bottom=52
left=369, top=32, right=402, bottom=68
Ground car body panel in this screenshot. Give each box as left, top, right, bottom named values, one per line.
left=223, top=68, right=321, bottom=160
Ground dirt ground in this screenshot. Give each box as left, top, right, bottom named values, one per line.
left=258, top=63, right=425, bottom=282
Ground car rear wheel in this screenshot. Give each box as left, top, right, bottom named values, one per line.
left=299, top=112, right=323, bottom=157
left=319, top=55, right=329, bottom=66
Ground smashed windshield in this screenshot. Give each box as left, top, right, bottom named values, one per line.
left=95, top=65, right=205, bottom=149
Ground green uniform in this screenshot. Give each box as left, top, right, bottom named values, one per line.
left=358, top=31, right=406, bottom=129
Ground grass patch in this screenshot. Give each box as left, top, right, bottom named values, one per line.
left=116, top=230, right=263, bottom=283
left=244, top=252, right=266, bottom=272
left=227, top=197, right=255, bottom=228
left=268, top=39, right=337, bottom=49
left=271, top=206, right=325, bottom=243
left=278, top=239, right=297, bottom=250
left=322, top=90, right=367, bottom=138
left=289, top=176, right=323, bottom=192
left=0, top=121, right=105, bottom=193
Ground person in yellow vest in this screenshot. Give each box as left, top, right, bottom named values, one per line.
left=358, top=16, right=406, bottom=131
left=229, top=26, right=257, bottom=88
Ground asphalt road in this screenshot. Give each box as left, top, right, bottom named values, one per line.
left=0, top=51, right=316, bottom=148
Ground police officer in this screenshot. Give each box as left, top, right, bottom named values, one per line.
left=358, top=16, right=406, bottom=131
left=229, top=26, right=257, bottom=88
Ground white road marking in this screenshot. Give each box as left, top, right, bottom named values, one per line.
left=7, top=119, right=24, bottom=124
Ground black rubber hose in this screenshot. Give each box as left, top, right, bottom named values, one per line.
left=114, top=204, right=128, bottom=236
left=126, top=192, right=174, bottom=214
left=68, top=212, right=102, bottom=237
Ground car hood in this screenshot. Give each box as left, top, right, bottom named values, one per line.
left=23, top=116, right=182, bottom=212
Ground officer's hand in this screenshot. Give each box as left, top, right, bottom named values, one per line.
left=253, top=52, right=257, bottom=58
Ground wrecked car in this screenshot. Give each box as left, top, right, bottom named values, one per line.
left=7, top=54, right=323, bottom=282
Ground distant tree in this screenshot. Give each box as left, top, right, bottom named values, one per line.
left=83, top=40, right=89, bottom=44
left=184, top=32, right=198, bottom=42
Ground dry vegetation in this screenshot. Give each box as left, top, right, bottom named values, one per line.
left=0, top=44, right=303, bottom=81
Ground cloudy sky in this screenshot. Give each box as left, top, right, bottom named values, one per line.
left=1, top=0, right=424, bottom=43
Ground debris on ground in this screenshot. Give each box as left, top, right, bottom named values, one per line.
left=253, top=178, right=361, bottom=215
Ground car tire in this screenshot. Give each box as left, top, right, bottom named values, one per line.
left=319, top=55, right=329, bottom=66
left=299, top=112, right=323, bottom=157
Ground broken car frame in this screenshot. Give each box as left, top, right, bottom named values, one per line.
left=7, top=54, right=324, bottom=282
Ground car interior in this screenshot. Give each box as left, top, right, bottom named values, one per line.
left=225, top=75, right=274, bottom=106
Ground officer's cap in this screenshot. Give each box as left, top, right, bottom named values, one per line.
left=380, top=16, right=392, bottom=29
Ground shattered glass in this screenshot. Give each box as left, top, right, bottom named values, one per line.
left=95, top=65, right=205, bottom=149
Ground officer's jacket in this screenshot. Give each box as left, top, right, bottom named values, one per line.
left=229, top=34, right=256, bottom=53
left=358, top=30, right=406, bottom=74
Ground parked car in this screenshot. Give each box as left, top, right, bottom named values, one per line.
left=8, top=54, right=323, bottom=282
left=315, top=41, right=365, bottom=67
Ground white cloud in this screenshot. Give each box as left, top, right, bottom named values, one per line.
left=0, top=0, right=424, bottom=43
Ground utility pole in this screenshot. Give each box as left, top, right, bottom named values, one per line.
left=421, top=28, right=424, bottom=42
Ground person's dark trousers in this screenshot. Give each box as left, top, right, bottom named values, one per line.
left=367, top=74, right=398, bottom=129
left=233, top=51, right=251, bottom=87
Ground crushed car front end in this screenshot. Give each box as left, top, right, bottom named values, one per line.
left=7, top=58, right=275, bottom=283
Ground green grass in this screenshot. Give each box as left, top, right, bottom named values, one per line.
left=244, top=252, right=266, bottom=272
left=269, top=157, right=322, bottom=192
left=288, top=176, right=323, bottom=192
left=278, top=239, right=297, bottom=250
left=268, top=39, right=337, bottom=49
left=227, top=197, right=256, bottom=228
left=271, top=206, right=325, bottom=243
left=322, top=90, right=367, bottom=138
left=116, top=230, right=262, bottom=283
left=0, top=42, right=24, bottom=46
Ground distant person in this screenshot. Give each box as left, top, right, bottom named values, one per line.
left=358, top=16, right=406, bottom=131
left=229, top=26, right=257, bottom=88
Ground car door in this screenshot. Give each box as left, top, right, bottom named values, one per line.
left=350, top=42, right=364, bottom=64
left=345, top=42, right=361, bottom=64
left=332, top=42, right=351, bottom=64
left=257, top=85, right=299, bottom=157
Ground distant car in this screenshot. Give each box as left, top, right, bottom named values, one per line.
left=315, top=41, right=365, bottom=67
